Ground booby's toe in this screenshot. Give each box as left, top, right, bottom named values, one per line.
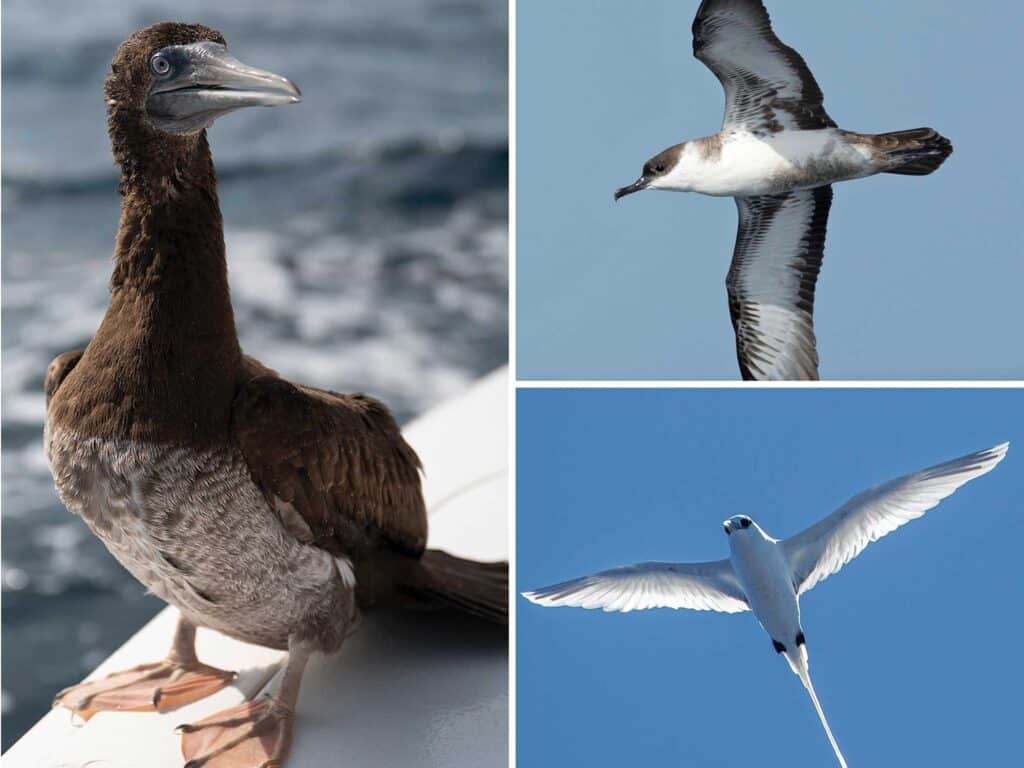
left=53, top=658, right=236, bottom=722
left=180, top=697, right=294, bottom=768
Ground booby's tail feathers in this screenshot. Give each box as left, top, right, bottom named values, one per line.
left=403, top=549, right=508, bottom=624
left=785, top=645, right=848, bottom=768
left=875, top=127, right=953, bottom=176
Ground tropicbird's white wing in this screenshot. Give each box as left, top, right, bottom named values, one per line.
left=783, top=443, right=1009, bottom=595
left=523, top=560, right=749, bottom=613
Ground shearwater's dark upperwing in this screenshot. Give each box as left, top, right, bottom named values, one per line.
left=693, top=0, right=835, bottom=133
left=727, top=186, right=832, bottom=381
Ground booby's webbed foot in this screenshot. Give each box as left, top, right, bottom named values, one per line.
left=178, top=696, right=294, bottom=768
left=53, top=657, right=236, bottom=722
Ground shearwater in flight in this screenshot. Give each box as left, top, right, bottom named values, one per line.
left=614, top=0, right=952, bottom=381
left=524, top=443, right=1008, bottom=767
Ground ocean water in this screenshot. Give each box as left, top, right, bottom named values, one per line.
left=0, top=0, right=507, bottom=747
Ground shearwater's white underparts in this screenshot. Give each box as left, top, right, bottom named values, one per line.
left=525, top=443, right=1008, bottom=767
left=615, top=0, right=952, bottom=381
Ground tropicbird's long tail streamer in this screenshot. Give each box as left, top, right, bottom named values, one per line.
left=786, top=647, right=848, bottom=768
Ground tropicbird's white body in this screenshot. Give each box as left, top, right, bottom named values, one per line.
left=726, top=516, right=846, bottom=767
left=524, top=443, right=1009, bottom=767
left=727, top=520, right=797, bottom=650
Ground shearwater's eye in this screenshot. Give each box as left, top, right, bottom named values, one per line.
left=741, top=518, right=751, bottom=529
left=654, top=164, right=665, bottom=173
left=150, top=54, right=171, bottom=77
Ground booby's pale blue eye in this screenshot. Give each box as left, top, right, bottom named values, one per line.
left=150, top=54, right=171, bottom=77
left=741, top=518, right=751, bottom=529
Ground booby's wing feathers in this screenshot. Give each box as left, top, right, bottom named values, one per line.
left=727, top=186, right=831, bottom=381
left=783, top=443, right=1009, bottom=595
left=693, top=0, right=835, bottom=133
left=232, top=362, right=427, bottom=557
left=45, top=349, right=85, bottom=408
left=524, top=560, right=749, bottom=614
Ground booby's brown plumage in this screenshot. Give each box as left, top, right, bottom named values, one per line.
left=44, top=22, right=505, bottom=767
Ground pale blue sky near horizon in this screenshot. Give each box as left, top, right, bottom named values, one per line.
left=517, top=388, right=1024, bottom=767
left=516, top=0, right=1024, bottom=380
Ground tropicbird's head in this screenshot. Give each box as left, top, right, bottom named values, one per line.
left=614, top=142, right=690, bottom=200
left=722, top=515, right=757, bottom=537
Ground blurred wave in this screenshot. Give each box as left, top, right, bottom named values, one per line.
left=1, top=0, right=507, bottom=748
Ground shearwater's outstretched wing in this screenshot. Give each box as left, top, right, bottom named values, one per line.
left=523, top=560, right=749, bottom=613
left=783, top=443, right=1009, bottom=595
left=727, top=186, right=831, bottom=381
left=692, top=0, right=835, bottom=133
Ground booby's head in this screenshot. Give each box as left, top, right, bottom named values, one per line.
left=105, top=22, right=301, bottom=138
left=722, top=515, right=758, bottom=538
left=614, top=143, right=691, bottom=200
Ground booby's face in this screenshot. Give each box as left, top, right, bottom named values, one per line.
left=107, top=22, right=301, bottom=137
left=614, top=144, right=687, bottom=200
left=145, top=41, right=301, bottom=134
left=722, top=514, right=756, bottom=537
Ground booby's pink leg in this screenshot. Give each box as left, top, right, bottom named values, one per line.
left=53, top=617, right=235, bottom=722
left=179, top=643, right=310, bottom=768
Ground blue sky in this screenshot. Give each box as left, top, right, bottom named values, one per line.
left=517, top=388, right=1024, bottom=766
left=516, top=0, right=1024, bottom=379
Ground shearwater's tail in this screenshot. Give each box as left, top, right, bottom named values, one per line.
left=784, top=645, right=848, bottom=768
left=871, top=127, right=953, bottom=176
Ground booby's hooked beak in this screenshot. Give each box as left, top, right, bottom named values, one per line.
left=614, top=176, right=650, bottom=201
left=723, top=519, right=732, bottom=536
left=146, top=41, right=301, bottom=134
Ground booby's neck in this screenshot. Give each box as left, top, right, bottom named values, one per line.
left=51, top=133, right=243, bottom=445
left=110, top=131, right=228, bottom=295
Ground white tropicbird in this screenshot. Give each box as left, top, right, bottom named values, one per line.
left=524, top=443, right=1009, bottom=767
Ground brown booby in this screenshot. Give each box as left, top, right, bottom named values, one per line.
left=614, top=0, right=953, bottom=381
left=44, top=22, right=507, bottom=767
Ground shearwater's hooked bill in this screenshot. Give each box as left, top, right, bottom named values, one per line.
left=524, top=443, right=1008, bottom=767
left=614, top=0, right=953, bottom=381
